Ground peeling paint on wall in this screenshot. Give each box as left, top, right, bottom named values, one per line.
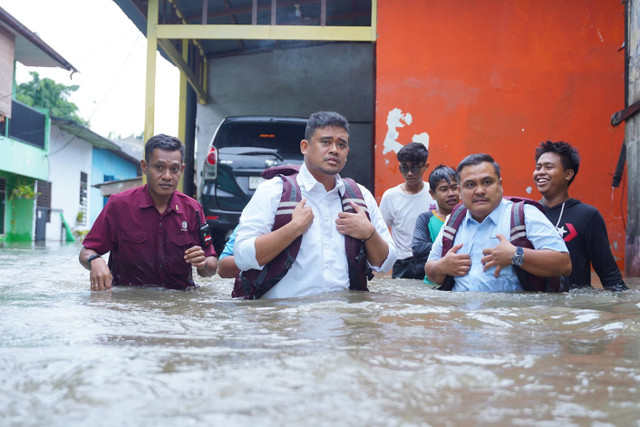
left=382, top=108, right=430, bottom=156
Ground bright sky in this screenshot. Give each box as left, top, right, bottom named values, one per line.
left=3, top=0, right=179, bottom=139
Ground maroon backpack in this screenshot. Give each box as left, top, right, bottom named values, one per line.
left=439, top=197, right=566, bottom=292
left=232, top=165, right=373, bottom=299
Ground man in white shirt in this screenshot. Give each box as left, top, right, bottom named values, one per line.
left=234, top=111, right=396, bottom=298
left=379, top=142, right=435, bottom=279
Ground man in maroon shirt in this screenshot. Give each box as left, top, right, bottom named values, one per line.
left=79, top=134, right=217, bottom=291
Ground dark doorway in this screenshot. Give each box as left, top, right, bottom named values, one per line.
left=35, top=207, right=47, bottom=241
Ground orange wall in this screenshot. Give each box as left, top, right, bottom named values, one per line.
left=375, top=0, right=628, bottom=269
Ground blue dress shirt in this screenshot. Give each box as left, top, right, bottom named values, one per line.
left=428, top=199, right=568, bottom=292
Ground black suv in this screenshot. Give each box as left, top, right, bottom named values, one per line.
left=199, top=116, right=306, bottom=253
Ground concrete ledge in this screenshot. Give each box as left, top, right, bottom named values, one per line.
left=93, top=177, right=142, bottom=197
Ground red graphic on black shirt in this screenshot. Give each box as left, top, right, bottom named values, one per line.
left=564, top=223, right=578, bottom=242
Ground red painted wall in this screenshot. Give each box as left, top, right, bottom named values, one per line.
left=375, top=0, right=628, bottom=270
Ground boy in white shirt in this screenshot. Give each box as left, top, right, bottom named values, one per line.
left=380, top=142, right=435, bottom=279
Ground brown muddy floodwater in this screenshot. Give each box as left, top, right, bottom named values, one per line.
left=1, top=242, right=640, bottom=426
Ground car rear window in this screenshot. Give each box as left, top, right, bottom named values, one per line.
left=215, top=121, right=305, bottom=160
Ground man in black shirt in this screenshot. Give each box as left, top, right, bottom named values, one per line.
left=533, top=141, right=627, bottom=291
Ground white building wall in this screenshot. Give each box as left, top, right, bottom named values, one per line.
left=45, top=126, right=93, bottom=241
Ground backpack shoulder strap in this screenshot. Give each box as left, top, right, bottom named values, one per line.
left=504, top=196, right=566, bottom=293
left=441, top=202, right=466, bottom=256
left=273, top=173, right=301, bottom=229
left=505, top=196, right=546, bottom=213
left=262, top=164, right=301, bottom=179
left=232, top=172, right=302, bottom=299
left=509, top=200, right=528, bottom=245
left=341, top=178, right=369, bottom=216
left=437, top=203, right=466, bottom=292
left=340, top=177, right=373, bottom=291
left=506, top=196, right=544, bottom=248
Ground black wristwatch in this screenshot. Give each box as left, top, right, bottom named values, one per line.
left=511, top=247, right=524, bottom=266
left=87, top=254, right=102, bottom=269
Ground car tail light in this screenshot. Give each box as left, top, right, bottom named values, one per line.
left=206, top=146, right=218, bottom=165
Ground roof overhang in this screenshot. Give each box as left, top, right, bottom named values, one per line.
left=51, top=117, right=120, bottom=151
left=93, top=176, right=143, bottom=196
left=0, top=6, right=78, bottom=72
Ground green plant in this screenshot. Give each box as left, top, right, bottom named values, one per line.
left=73, top=229, right=89, bottom=240
left=10, top=182, right=38, bottom=200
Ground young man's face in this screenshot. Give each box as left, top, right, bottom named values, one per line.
left=141, top=148, right=184, bottom=200
left=301, top=126, right=349, bottom=178
left=399, top=161, right=428, bottom=186
left=430, top=178, right=460, bottom=215
left=459, top=161, right=503, bottom=222
left=533, top=152, right=574, bottom=199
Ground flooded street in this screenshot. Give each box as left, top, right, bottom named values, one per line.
left=1, top=243, right=640, bottom=426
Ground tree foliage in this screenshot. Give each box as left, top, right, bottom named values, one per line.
left=16, top=71, right=88, bottom=126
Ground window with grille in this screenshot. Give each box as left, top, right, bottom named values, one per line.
left=36, top=180, right=52, bottom=222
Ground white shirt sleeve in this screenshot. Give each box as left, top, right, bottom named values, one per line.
left=233, top=178, right=283, bottom=271
left=378, top=189, right=393, bottom=228
left=359, top=184, right=397, bottom=273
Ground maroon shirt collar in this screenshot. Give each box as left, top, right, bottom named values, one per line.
left=139, top=184, right=179, bottom=215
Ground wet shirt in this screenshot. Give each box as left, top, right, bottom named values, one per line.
left=428, top=199, right=568, bottom=292
left=82, top=185, right=216, bottom=289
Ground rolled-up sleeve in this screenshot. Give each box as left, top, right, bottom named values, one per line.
left=523, top=205, right=569, bottom=253
left=233, top=178, right=283, bottom=271
left=360, top=185, right=397, bottom=273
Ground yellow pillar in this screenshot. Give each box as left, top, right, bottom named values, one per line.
left=144, top=0, right=158, bottom=144
left=371, top=0, right=378, bottom=41
left=176, top=39, right=189, bottom=192
left=178, top=39, right=188, bottom=143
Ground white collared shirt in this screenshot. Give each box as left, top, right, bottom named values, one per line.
left=234, top=163, right=397, bottom=298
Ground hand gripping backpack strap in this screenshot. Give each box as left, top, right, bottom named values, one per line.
left=509, top=200, right=537, bottom=291
left=507, top=197, right=565, bottom=293
left=441, top=202, right=467, bottom=256
left=232, top=173, right=303, bottom=299
left=341, top=178, right=373, bottom=291
left=437, top=202, right=467, bottom=291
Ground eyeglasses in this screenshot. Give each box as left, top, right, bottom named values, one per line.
left=399, top=163, right=425, bottom=175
